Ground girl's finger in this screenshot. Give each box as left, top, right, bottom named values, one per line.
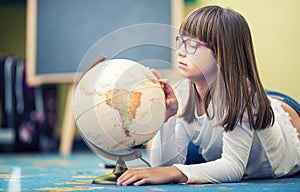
left=151, top=68, right=163, bottom=79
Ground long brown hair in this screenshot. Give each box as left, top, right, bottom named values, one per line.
left=178, top=5, right=274, bottom=131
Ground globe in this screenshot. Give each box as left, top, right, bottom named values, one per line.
left=73, top=57, right=166, bottom=184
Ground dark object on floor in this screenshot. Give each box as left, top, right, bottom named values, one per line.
left=0, top=55, right=57, bottom=152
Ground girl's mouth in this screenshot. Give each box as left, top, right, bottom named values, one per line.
left=178, top=61, right=187, bottom=67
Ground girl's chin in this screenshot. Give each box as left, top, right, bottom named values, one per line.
left=177, top=69, right=192, bottom=80
left=177, top=69, right=210, bottom=83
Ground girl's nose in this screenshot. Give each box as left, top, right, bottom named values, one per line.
left=176, top=48, right=187, bottom=57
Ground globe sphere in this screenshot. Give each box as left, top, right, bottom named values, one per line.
left=73, top=59, right=166, bottom=156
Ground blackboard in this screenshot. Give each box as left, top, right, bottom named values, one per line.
left=26, top=0, right=183, bottom=85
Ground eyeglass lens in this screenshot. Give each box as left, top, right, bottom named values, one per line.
left=176, top=37, right=198, bottom=54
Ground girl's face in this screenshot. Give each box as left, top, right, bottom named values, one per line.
left=176, top=36, right=217, bottom=84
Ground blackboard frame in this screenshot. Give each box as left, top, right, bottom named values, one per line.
left=26, top=0, right=184, bottom=86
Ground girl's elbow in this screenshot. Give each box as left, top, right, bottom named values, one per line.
left=225, top=161, right=245, bottom=182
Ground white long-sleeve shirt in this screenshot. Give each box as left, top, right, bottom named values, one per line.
left=150, top=79, right=300, bottom=184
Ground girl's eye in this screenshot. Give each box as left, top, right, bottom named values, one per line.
left=187, top=40, right=198, bottom=48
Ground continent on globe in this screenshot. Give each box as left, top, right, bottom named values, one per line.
left=105, top=89, right=142, bottom=136
left=73, top=59, right=166, bottom=153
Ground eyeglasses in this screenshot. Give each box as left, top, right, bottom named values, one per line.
left=175, top=36, right=213, bottom=54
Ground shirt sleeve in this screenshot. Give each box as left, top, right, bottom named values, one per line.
left=150, top=80, right=191, bottom=167
left=174, top=122, right=254, bottom=184
left=150, top=115, right=190, bottom=167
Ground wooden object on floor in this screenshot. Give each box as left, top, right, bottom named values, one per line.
left=59, top=85, right=75, bottom=155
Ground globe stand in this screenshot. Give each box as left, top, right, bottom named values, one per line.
left=80, top=136, right=150, bottom=185
left=92, top=157, right=127, bottom=184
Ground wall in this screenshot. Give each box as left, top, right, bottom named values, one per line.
left=0, top=0, right=299, bottom=101
left=0, top=0, right=299, bottom=151
left=185, top=0, right=300, bottom=101
left=0, top=2, right=26, bottom=58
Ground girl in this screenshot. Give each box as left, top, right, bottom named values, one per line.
left=117, top=5, right=300, bottom=186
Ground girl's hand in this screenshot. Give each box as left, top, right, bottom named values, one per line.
left=116, top=166, right=188, bottom=186
left=151, top=69, right=178, bottom=122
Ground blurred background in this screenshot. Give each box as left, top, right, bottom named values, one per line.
left=0, top=0, right=299, bottom=153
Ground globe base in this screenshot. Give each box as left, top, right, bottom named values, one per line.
left=92, top=157, right=127, bottom=185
